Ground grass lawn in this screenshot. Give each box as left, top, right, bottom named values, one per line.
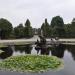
left=0, top=55, right=64, bottom=72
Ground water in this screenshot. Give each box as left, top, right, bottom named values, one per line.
left=0, top=44, right=75, bottom=75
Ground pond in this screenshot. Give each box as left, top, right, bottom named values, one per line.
left=0, top=44, right=75, bottom=75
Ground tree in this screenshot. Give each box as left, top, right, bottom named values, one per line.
left=41, top=23, right=46, bottom=36
left=24, top=19, right=33, bottom=38
left=64, top=24, right=71, bottom=38
left=0, top=18, right=13, bottom=39
left=51, top=16, right=65, bottom=37
left=51, top=16, right=64, bottom=28
left=69, top=18, right=75, bottom=37
left=14, top=23, right=24, bottom=38
left=41, top=19, right=51, bottom=37
left=72, top=18, right=75, bottom=25
left=25, top=19, right=31, bottom=27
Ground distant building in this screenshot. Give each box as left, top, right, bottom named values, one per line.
left=33, top=28, right=38, bottom=35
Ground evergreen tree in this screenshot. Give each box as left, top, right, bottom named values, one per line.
left=0, top=18, right=13, bottom=39
left=24, top=19, right=33, bottom=38
left=14, top=23, right=24, bottom=38
left=64, top=24, right=73, bottom=38
left=51, top=16, right=65, bottom=38
left=70, top=18, right=75, bottom=37
left=41, top=19, right=51, bottom=37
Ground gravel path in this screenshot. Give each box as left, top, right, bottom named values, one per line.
left=0, top=35, right=75, bottom=45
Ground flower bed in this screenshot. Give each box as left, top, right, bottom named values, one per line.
left=0, top=55, right=63, bottom=72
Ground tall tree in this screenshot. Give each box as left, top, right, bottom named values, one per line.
left=24, top=19, right=33, bottom=38
left=72, top=18, right=75, bottom=25
left=51, top=16, right=64, bottom=27
left=70, top=18, right=75, bottom=37
left=41, top=19, right=51, bottom=37
left=0, top=18, right=13, bottom=39
left=51, top=16, right=65, bottom=37
left=64, top=24, right=72, bottom=38
left=14, top=23, right=24, bottom=38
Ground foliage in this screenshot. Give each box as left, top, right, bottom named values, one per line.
left=0, top=55, right=63, bottom=72
left=14, top=23, right=24, bottom=38
left=51, top=16, right=65, bottom=38
left=14, top=19, right=33, bottom=38
left=64, top=24, right=71, bottom=38
left=51, top=16, right=64, bottom=28
left=41, top=19, right=51, bottom=37
left=64, top=18, right=75, bottom=38
left=1, top=17, right=75, bottom=38
left=70, top=18, right=75, bottom=37
left=0, top=18, right=13, bottom=39
left=24, top=19, right=33, bottom=38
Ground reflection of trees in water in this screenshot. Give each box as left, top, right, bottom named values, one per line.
left=0, top=44, right=32, bottom=59
left=15, top=45, right=26, bottom=53
left=66, top=45, right=75, bottom=60
left=51, top=44, right=65, bottom=58
left=24, top=44, right=32, bottom=54
left=35, top=45, right=50, bottom=55
left=15, top=44, right=32, bottom=54
left=0, top=46, right=13, bottom=59
left=40, top=46, right=50, bottom=55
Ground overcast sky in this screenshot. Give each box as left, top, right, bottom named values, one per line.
left=0, top=0, right=75, bottom=28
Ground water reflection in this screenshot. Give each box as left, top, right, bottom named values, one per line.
left=66, top=45, right=75, bottom=60
left=35, top=46, right=50, bottom=55
left=35, top=44, right=50, bottom=55
left=0, top=44, right=32, bottom=59
left=0, top=44, right=75, bottom=75
left=15, top=44, right=32, bottom=54
left=0, top=46, right=13, bottom=59
left=35, top=43, right=66, bottom=57
left=0, top=44, right=75, bottom=60
left=51, top=44, right=66, bottom=58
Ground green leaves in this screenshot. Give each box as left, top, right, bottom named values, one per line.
left=51, top=16, right=65, bottom=37
left=0, top=18, right=13, bottom=39
left=41, top=19, right=51, bottom=37
left=14, top=19, right=33, bottom=39
left=0, top=55, right=63, bottom=72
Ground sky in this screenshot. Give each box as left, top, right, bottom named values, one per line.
left=0, top=0, right=75, bottom=28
